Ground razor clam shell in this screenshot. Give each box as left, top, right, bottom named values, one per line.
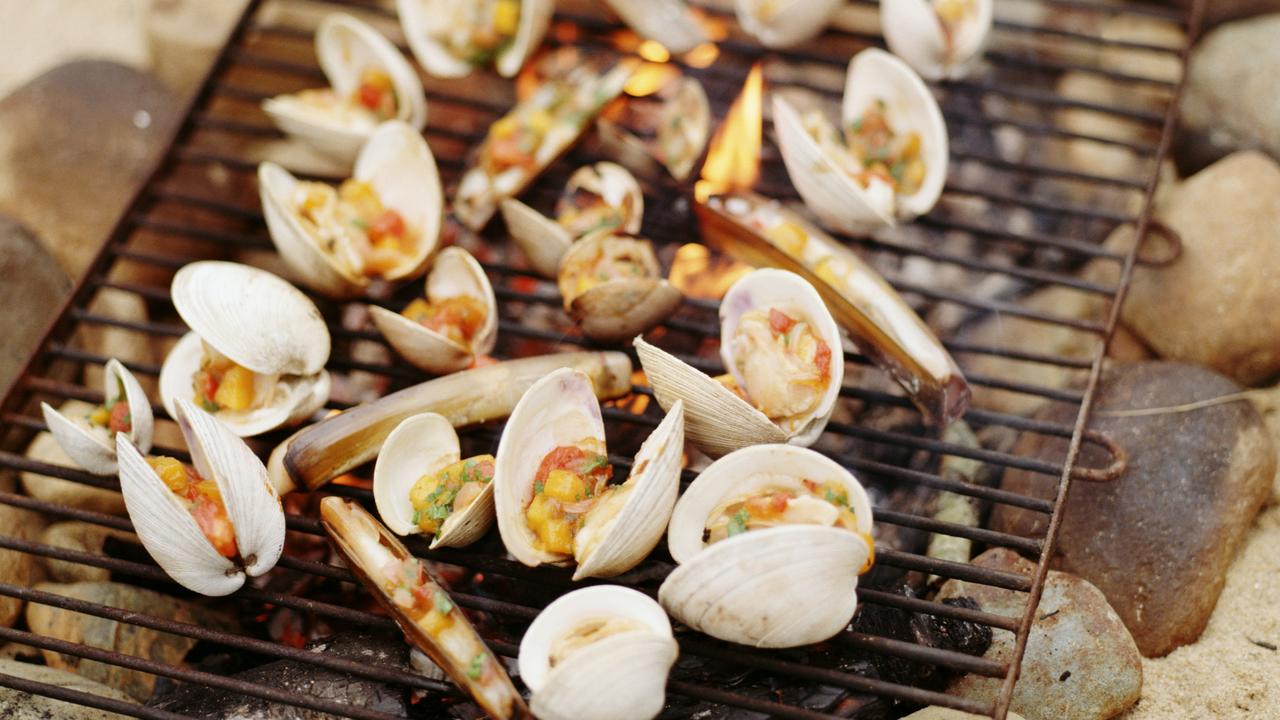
left=159, top=331, right=331, bottom=438
left=736, top=0, right=844, bottom=48
left=319, top=497, right=530, bottom=719
left=40, top=358, right=154, bottom=476
left=116, top=399, right=284, bottom=597
left=369, top=247, right=497, bottom=374
left=659, top=524, right=869, bottom=647
left=500, top=197, right=574, bottom=279
left=882, top=0, right=994, bottom=80
left=372, top=412, right=495, bottom=548
left=520, top=585, right=677, bottom=720
left=284, top=352, right=634, bottom=490
left=262, top=13, right=427, bottom=164
left=573, top=399, right=684, bottom=580
left=494, top=368, right=607, bottom=567
left=601, top=0, right=707, bottom=54
left=657, top=77, right=711, bottom=181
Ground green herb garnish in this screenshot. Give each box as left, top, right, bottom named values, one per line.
left=727, top=508, right=750, bottom=537
left=433, top=590, right=454, bottom=615
left=350, top=218, right=368, bottom=231
left=427, top=504, right=452, bottom=521
left=467, top=652, right=486, bottom=680
left=533, top=481, right=544, bottom=495
left=824, top=488, right=847, bottom=507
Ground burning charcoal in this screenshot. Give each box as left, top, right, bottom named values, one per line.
left=149, top=632, right=414, bottom=719
left=910, top=597, right=992, bottom=658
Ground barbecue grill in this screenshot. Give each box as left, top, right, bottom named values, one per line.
left=0, top=0, right=1205, bottom=718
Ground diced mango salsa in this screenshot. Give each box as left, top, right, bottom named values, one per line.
left=213, top=365, right=255, bottom=411
left=766, top=221, right=809, bottom=257
left=421, top=607, right=454, bottom=635
left=148, top=456, right=189, bottom=494
left=527, top=494, right=575, bottom=555
left=543, top=469, right=587, bottom=502
left=89, top=406, right=111, bottom=428
left=493, top=0, right=520, bottom=36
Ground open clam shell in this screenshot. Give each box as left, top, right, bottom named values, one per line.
left=320, top=497, right=530, bottom=719
left=636, top=268, right=843, bottom=458
left=160, top=261, right=331, bottom=437
left=601, top=0, right=707, bottom=54
left=659, top=444, right=873, bottom=647
left=41, top=359, right=154, bottom=476
left=493, top=368, right=684, bottom=578
left=369, top=247, right=498, bottom=375
left=373, top=412, right=495, bottom=548
left=502, top=162, right=644, bottom=279
left=882, top=0, right=994, bottom=80
left=397, top=0, right=554, bottom=79
left=262, top=14, right=427, bottom=164
left=520, top=585, right=677, bottom=720
left=736, top=0, right=844, bottom=48
left=116, top=399, right=285, bottom=597
left=774, top=48, right=948, bottom=235
left=259, top=120, right=444, bottom=297
left=557, top=234, right=683, bottom=342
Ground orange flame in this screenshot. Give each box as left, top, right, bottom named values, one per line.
left=668, top=243, right=753, bottom=300
left=696, top=63, right=764, bottom=202
left=625, top=62, right=680, bottom=97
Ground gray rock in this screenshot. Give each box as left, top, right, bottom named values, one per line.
left=0, top=216, right=68, bottom=395
left=903, top=708, right=1026, bottom=720
left=0, top=658, right=135, bottom=719
left=991, top=362, right=1275, bottom=657
left=938, top=549, right=1143, bottom=720
left=1180, top=16, right=1280, bottom=167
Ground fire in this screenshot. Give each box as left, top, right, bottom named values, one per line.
left=668, top=243, right=753, bottom=300
left=695, top=63, right=764, bottom=202
left=685, top=43, right=720, bottom=69
left=625, top=62, right=680, bottom=97
left=637, top=40, right=671, bottom=63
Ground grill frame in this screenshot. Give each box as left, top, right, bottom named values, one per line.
left=0, top=0, right=1205, bottom=718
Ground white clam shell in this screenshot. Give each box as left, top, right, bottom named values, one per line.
left=262, top=13, right=427, bottom=164
left=774, top=48, right=949, bottom=235
left=636, top=268, right=843, bottom=458
left=259, top=120, right=444, bottom=297
left=520, top=585, right=677, bottom=720
left=369, top=247, right=498, bottom=375
left=372, top=412, right=495, bottom=548
left=397, top=0, right=554, bottom=79
left=659, top=444, right=873, bottom=647
left=558, top=234, right=684, bottom=342
left=40, top=359, right=154, bottom=476
left=657, top=77, right=711, bottom=182
left=161, top=261, right=332, bottom=437
left=882, top=0, right=994, bottom=80
left=736, top=0, right=844, bottom=48
left=494, top=368, right=684, bottom=577
left=116, top=398, right=285, bottom=597
left=600, top=0, right=707, bottom=54
left=502, top=162, right=644, bottom=279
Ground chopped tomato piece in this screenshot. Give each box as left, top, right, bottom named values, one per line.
left=195, top=369, right=220, bottom=409
left=193, top=497, right=238, bottom=558
left=814, top=339, right=832, bottom=378
left=769, top=308, right=796, bottom=335
left=358, top=82, right=385, bottom=111
left=107, top=401, right=132, bottom=434
left=367, top=209, right=406, bottom=244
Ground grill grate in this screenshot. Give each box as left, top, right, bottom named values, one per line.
left=0, top=0, right=1203, bottom=718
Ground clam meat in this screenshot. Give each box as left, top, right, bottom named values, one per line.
left=369, top=246, right=498, bottom=375
left=519, top=585, right=677, bottom=720
left=882, top=0, right=994, bottom=80
left=774, top=48, right=948, bottom=235
left=398, top=0, right=553, bottom=79
left=557, top=234, right=683, bottom=342
left=635, top=268, right=842, bottom=457
left=117, top=399, right=285, bottom=597
left=320, top=497, right=530, bottom=719
left=159, top=261, right=331, bottom=438
left=659, top=444, right=874, bottom=647
left=41, top=358, right=154, bottom=476
left=494, top=368, right=684, bottom=579
left=262, top=14, right=427, bottom=164
left=374, top=412, right=496, bottom=549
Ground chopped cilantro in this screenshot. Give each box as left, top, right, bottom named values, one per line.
left=412, top=509, right=424, bottom=525
left=727, top=508, right=750, bottom=537
left=350, top=218, right=368, bottom=231
left=580, top=454, right=610, bottom=473
left=824, top=488, right=847, bottom=507
left=533, top=481, right=544, bottom=495
left=199, top=398, right=220, bottom=413
left=432, top=590, right=454, bottom=615
left=427, top=504, right=452, bottom=520
left=467, top=652, right=486, bottom=680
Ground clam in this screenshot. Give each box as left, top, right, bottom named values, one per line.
left=454, top=56, right=635, bottom=230
left=659, top=444, right=874, bottom=647
left=40, top=359, right=153, bottom=476
left=500, top=162, right=644, bottom=279
left=494, top=368, right=684, bottom=580
left=557, top=234, right=683, bottom=342
left=320, top=497, right=530, bottom=719
left=262, top=13, right=427, bottom=164
left=596, top=76, right=711, bottom=183
left=735, top=0, right=844, bottom=48
left=373, top=412, right=495, bottom=548
left=882, top=0, right=994, bottom=80
left=519, top=585, right=677, bottom=720
left=397, top=0, right=554, bottom=79
left=259, top=120, right=444, bottom=298
left=159, top=261, right=331, bottom=438
left=116, top=399, right=285, bottom=597
left=368, top=247, right=497, bottom=374
left=600, top=0, right=707, bottom=54
left=635, top=268, right=843, bottom=458
left=774, top=48, right=948, bottom=236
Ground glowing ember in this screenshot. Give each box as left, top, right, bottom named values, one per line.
left=690, top=8, right=731, bottom=41
left=685, top=42, right=720, bottom=68
left=695, top=63, right=764, bottom=202
left=625, top=62, right=681, bottom=97
left=638, top=39, right=671, bottom=63
left=668, top=243, right=753, bottom=300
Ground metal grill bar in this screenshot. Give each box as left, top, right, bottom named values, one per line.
left=0, top=0, right=1201, bottom=718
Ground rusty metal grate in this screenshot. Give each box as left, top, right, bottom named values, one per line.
left=0, top=0, right=1203, bottom=718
